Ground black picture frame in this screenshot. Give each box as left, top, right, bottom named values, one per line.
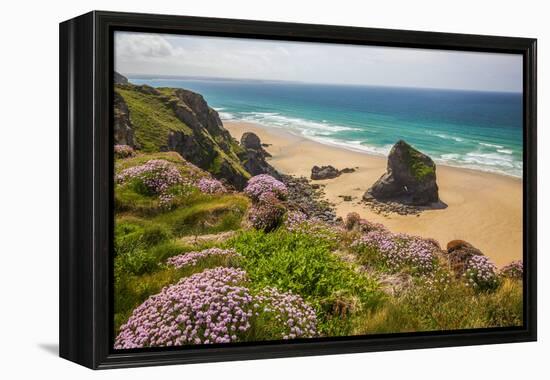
left=59, top=10, right=537, bottom=369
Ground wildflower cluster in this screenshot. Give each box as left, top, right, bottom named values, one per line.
left=114, top=144, right=135, bottom=159
left=416, top=268, right=452, bottom=293
left=244, top=174, right=288, bottom=201
left=167, top=248, right=239, bottom=269
left=115, top=265, right=320, bottom=349
left=248, top=192, right=286, bottom=232
left=352, top=230, right=438, bottom=274
left=254, top=287, right=318, bottom=339
left=284, top=210, right=308, bottom=232
left=463, top=255, right=499, bottom=291
left=499, top=260, right=523, bottom=280
left=114, top=267, right=253, bottom=348
left=197, top=177, right=227, bottom=194
left=116, top=159, right=183, bottom=206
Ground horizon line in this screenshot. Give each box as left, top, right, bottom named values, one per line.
left=120, top=72, right=523, bottom=94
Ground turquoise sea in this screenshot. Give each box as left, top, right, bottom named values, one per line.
left=129, top=77, right=523, bottom=178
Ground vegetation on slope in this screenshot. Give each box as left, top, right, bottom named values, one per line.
left=115, top=83, right=251, bottom=188
left=113, top=139, right=522, bottom=348
left=115, top=86, right=193, bottom=152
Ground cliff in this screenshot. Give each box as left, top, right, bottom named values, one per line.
left=113, top=77, right=277, bottom=189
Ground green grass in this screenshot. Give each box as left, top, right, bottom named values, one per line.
left=115, top=87, right=192, bottom=152
left=225, top=229, right=385, bottom=335
left=150, top=194, right=249, bottom=236
left=112, top=135, right=522, bottom=342
left=352, top=276, right=523, bottom=334
left=116, top=85, right=250, bottom=184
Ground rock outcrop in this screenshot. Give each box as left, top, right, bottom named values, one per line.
left=114, top=71, right=129, bottom=85
left=310, top=165, right=355, bottom=180
left=311, top=165, right=340, bottom=180
left=115, top=83, right=251, bottom=189
left=238, top=132, right=279, bottom=178
left=364, top=140, right=439, bottom=205
left=282, top=175, right=337, bottom=223
left=113, top=92, right=135, bottom=147
left=446, top=240, right=484, bottom=277
left=241, top=132, right=262, bottom=151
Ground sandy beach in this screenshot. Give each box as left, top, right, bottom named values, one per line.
left=225, top=121, right=523, bottom=266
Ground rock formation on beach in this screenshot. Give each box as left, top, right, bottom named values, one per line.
left=364, top=140, right=439, bottom=206
left=311, top=165, right=356, bottom=180
left=311, top=165, right=340, bottom=180
left=238, top=132, right=280, bottom=178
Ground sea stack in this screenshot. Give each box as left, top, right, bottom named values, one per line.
left=239, top=132, right=279, bottom=178
left=364, top=140, right=439, bottom=205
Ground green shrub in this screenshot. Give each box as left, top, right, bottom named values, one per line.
left=226, top=229, right=384, bottom=335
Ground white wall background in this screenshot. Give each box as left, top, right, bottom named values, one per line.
left=0, top=0, right=547, bottom=378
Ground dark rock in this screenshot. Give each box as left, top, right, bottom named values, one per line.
left=171, top=88, right=233, bottom=143
left=282, top=174, right=337, bottom=223
left=162, top=88, right=252, bottom=189
left=241, top=132, right=262, bottom=150
left=238, top=132, right=279, bottom=178
left=365, top=140, right=439, bottom=205
left=113, top=92, right=135, bottom=147
left=342, top=195, right=352, bottom=202
left=114, top=71, right=129, bottom=85
left=340, top=167, right=356, bottom=174
left=311, top=165, right=340, bottom=180
left=446, top=240, right=484, bottom=277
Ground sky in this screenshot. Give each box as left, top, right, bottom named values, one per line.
left=114, top=31, right=523, bottom=92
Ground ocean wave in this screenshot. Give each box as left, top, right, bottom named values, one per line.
left=218, top=111, right=236, bottom=120
left=235, top=111, right=360, bottom=134
left=438, top=151, right=522, bottom=177
left=497, top=148, right=513, bottom=154
left=429, top=132, right=465, bottom=143
left=479, top=142, right=504, bottom=149
left=220, top=109, right=522, bottom=178
left=313, top=137, right=393, bottom=156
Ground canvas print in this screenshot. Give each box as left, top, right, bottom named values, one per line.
left=112, top=32, right=524, bottom=349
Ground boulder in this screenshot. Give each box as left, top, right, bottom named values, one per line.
left=340, top=167, right=356, bottom=174
left=311, top=165, right=340, bottom=180
left=238, top=132, right=279, bottom=178
left=446, top=240, right=484, bottom=277
left=364, top=140, right=439, bottom=205
left=241, top=132, right=262, bottom=150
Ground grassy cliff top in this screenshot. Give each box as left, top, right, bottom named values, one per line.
left=115, top=85, right=193, bottom=152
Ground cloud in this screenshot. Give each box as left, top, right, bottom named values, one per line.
left=114, top=32, right=522, bottom=92
left=116, top=33, right=181, bottom=59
